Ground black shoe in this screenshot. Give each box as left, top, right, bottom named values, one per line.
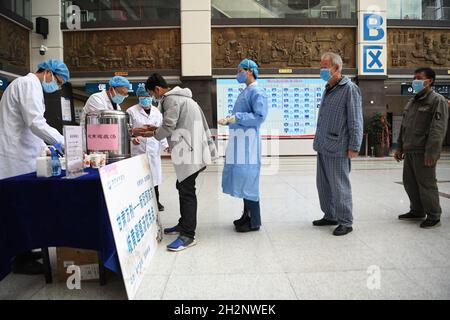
left=235, top=221, right=260, bottom=233
left=313, top=218, right=338, bottom=226
left=420, top=219, right=441, bottom=229
left=399, top=211, right=426, bottom=220
left=158, top=203, right=165, bottom=212
left=233, top=209, right=250, bottom=227
left=333, top=225, right=353, bottom=236
left=12, top=259, right=44, bottom=275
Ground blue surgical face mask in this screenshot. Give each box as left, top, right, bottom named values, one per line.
left=320, top=68, right=332, bottom=82
left=412, top=80, right=426, bottom=93
left=111, top=88, right=127, bottom=104
left=236, top=71, right=248, bottom=84
left=140, top=97, right=152, bottom=108
left=42, top=73, right=60, bottom=93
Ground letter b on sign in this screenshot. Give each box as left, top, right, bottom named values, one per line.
left=363, top=13, right=384, bottom=41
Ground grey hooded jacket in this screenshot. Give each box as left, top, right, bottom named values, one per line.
left=153, top=86, right=217, bottom=182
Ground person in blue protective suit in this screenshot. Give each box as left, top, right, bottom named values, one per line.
left=218, top=59, right=269, bottom=233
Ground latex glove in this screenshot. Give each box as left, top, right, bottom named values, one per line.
left=227, top=115, right=236, bottom=124
left=217, top=118, right=228, bottom=126
left=218, top=116, right=236, bottom=126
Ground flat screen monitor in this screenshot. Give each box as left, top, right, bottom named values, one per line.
left=216, top=78, right=326, bottom=139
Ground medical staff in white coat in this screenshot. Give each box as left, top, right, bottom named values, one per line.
left=0, top=59, right=70, bottom=275
left=0, top=59, right=70, bottom=180
left=127, top=84, right=169, bottom=211
left=80, top=76, right=130, bottom=125
left=80, top=76, right=130, bottom=151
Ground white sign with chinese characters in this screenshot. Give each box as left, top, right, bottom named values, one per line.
left=63, top=125, right=85, bottom=178
left=61, top=97, right=72, bottom=122
left=99, top=155, right=159, bottom=300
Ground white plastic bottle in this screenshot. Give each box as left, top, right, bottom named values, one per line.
left=36, top=147, right=52, bottom=178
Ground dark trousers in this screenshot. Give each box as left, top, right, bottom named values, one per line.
left=244, top=198, right=261, bottom=228
left=403, top=153, right=442, bottom=220
left=154, top=185, right=160, bottom=204
left=175, top=170, right=202, bottom=239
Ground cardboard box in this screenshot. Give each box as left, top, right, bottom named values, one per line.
left=56, top=247, right=100, bottom=282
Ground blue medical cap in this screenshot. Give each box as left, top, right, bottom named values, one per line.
left=109, top=76, right=130, bottom=88
left=37, top=59, right=70, bottom=83
left=136, top=83, right=149, bottom=97
left=238, top=59, right=259, bottom=79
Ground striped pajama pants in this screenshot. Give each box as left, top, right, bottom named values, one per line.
left=316, top=153, right=353, bottom=227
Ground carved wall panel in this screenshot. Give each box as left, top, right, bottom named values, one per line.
left=388, top=29, right=450, bottom=69
left=63, top=29, right=181, bottom=72
left=0, top=16, right=30, bottom=74
left=212, top=27, right=356, bottom=69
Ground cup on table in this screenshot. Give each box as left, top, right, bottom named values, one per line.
left=83, top=154, right=91, bottom=168
left=99, top=153, right=106, bottom=167
left=90, top=153, right=106, bottom=169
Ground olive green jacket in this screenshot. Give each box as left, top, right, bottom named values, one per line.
left=398, top=89, right=449, bottom=160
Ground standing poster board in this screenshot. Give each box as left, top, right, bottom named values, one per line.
left=99, top=155, right=161, bottom=300
left=63, top=125, right=86, bottom=179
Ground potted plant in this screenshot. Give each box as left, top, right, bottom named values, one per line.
left=366, top=112, right=391, bottom=157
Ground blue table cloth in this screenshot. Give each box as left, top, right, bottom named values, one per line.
left=0, top=169, right=120, bottom=281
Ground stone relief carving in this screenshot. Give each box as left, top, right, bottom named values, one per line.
left=389, top=29, right=450, bottom=68
left=212, top=28, right=355, bottom=69
left=0, top=16, right=30, bottom=72
left=64, top=29, right=181, bottom=72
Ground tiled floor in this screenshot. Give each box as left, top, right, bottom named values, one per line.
left=1, top=156, right=450, bottom=300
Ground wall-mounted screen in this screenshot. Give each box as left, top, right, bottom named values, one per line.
left=216, top=78, right=326, bottom=138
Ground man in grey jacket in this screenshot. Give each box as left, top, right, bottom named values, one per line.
left=312, top=52, right=363, bottom=236
left=133, top=73, right=217, bottom=251
left=395, top=67, right=449, bottom=228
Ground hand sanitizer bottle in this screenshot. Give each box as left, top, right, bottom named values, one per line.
left=51, top=149, right=62, bottom=177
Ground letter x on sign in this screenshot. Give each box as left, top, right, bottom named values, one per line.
left=363, top=45, right=384, bottom=73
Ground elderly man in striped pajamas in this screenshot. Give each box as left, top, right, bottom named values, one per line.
left=312, top=52, right=363, bottom=236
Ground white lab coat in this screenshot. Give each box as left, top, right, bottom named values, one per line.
left=0, top=73, right=64, bottom=179
left=127, top=104, right=168, bottom=186
left=80, top=90, right=121, bottom=125
left=80, top=90, right=121, bottom=151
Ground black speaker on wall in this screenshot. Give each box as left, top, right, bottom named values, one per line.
left=36, top=17, right=49, bottom=39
